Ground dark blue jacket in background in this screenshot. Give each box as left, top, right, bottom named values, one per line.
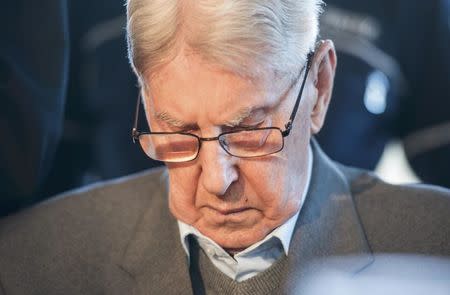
left=0, top=0, right=69, bottom=215
left=318, top=0, right=450, bottom=186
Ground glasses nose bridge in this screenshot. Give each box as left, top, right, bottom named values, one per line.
left=197, top=134, right=230, bottom=156
left=199, top=135, right=220, bottom=142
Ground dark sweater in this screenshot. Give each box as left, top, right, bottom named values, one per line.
left=189, top=237, right=288, bottom=295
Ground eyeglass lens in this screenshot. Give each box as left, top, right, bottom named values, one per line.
left=138, top=128, right=284, bottom=162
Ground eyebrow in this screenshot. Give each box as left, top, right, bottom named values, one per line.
left=224, top=106, right=263, bottom=127
left=154, top=111, right=196, bottom=130
left=153, top=106, right=266, bottom=130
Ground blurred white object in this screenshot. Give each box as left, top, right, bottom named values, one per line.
left=302, top=255, right=450, bottom=295
left=375, top=140, right=419, bottom=184
left=364, top=70, right=389, bottom=115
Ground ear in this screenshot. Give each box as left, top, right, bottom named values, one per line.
left=308, top=40, right=337, bottom=134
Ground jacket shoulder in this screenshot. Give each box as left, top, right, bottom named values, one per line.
left=0, top=167, right=168, bottom=294
left=339, top=164, right=450, bottom=255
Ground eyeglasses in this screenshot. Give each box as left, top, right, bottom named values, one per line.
left=132, top=52, right=314, bottom=163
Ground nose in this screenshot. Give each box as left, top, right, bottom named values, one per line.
left=199, top=140, right=238, bottom=196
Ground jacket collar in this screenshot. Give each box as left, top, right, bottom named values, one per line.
left=118, top=139, right=373, bottom=294
left=117, top=171, right=193, bottom=294
left=281, top=139, right=373, bottom=292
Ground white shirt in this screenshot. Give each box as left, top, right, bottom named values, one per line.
left=178, top=144, right=313, bottom=282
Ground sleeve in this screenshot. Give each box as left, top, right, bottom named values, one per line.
left=0, top=0, right=69, bottom=215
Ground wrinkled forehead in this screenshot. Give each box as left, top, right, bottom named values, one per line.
left=143, top=52, right=294, bottom=126
left=147, top=49, right=291, bottom=89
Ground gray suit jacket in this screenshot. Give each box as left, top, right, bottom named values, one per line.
left=0, top=142, right=449, bottom=295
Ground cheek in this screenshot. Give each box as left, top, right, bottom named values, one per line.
left=242, top=138, right=308, bottom=218
left=167, top=165, right=201, bottom=222
left=241, top=158, right=290, bottom=208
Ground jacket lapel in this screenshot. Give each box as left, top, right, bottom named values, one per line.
left=117, top=173, right=193, bottom=295
left=282, top=140, right=373, bottom=292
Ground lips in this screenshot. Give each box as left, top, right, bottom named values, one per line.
left=204, top=206, right=255, bottom=224
left=211, top=206, right=251, bottom=215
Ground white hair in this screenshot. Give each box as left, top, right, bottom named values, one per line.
left=126, top=0, right=323, bottom=84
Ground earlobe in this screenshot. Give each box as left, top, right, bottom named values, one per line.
left=309, top=40, right=337, bottom=135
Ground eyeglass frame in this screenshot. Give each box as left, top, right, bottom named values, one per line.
left=131, top=51, right=315, bottom=162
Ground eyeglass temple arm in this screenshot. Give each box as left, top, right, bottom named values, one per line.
left=132, top=93, right=142, bottom=142
left=283, top=51, right=314, bottom=136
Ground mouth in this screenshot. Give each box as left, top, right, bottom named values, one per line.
left=210, top=206, right=251, bottom=215
left=203, top=206, right=257, bottom=225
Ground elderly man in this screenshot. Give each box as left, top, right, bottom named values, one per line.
left=0, top=0, right=449, bottom=294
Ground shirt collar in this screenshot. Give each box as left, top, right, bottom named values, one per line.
left=178, top=143, right=313, bottom=258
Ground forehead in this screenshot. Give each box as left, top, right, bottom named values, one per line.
left=145, top=53, right=291, bottom=125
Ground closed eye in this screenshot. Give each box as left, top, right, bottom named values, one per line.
left=239, top=120, right=265, bottom=129
left=156, top=119, right=198, bottom=133
left=224, top=120, right=267, bottom=132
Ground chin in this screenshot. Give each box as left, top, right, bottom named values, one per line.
left=201, top=223, right=269, bottom=249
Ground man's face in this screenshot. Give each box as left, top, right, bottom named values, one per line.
left=145, top=52, right=314, bottom=250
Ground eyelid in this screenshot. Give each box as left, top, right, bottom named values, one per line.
left=158, top=120, right=197, bottom=133
left=240, top=121, right=264, bottom=128
left=234, top=118, right=268, bottom=130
